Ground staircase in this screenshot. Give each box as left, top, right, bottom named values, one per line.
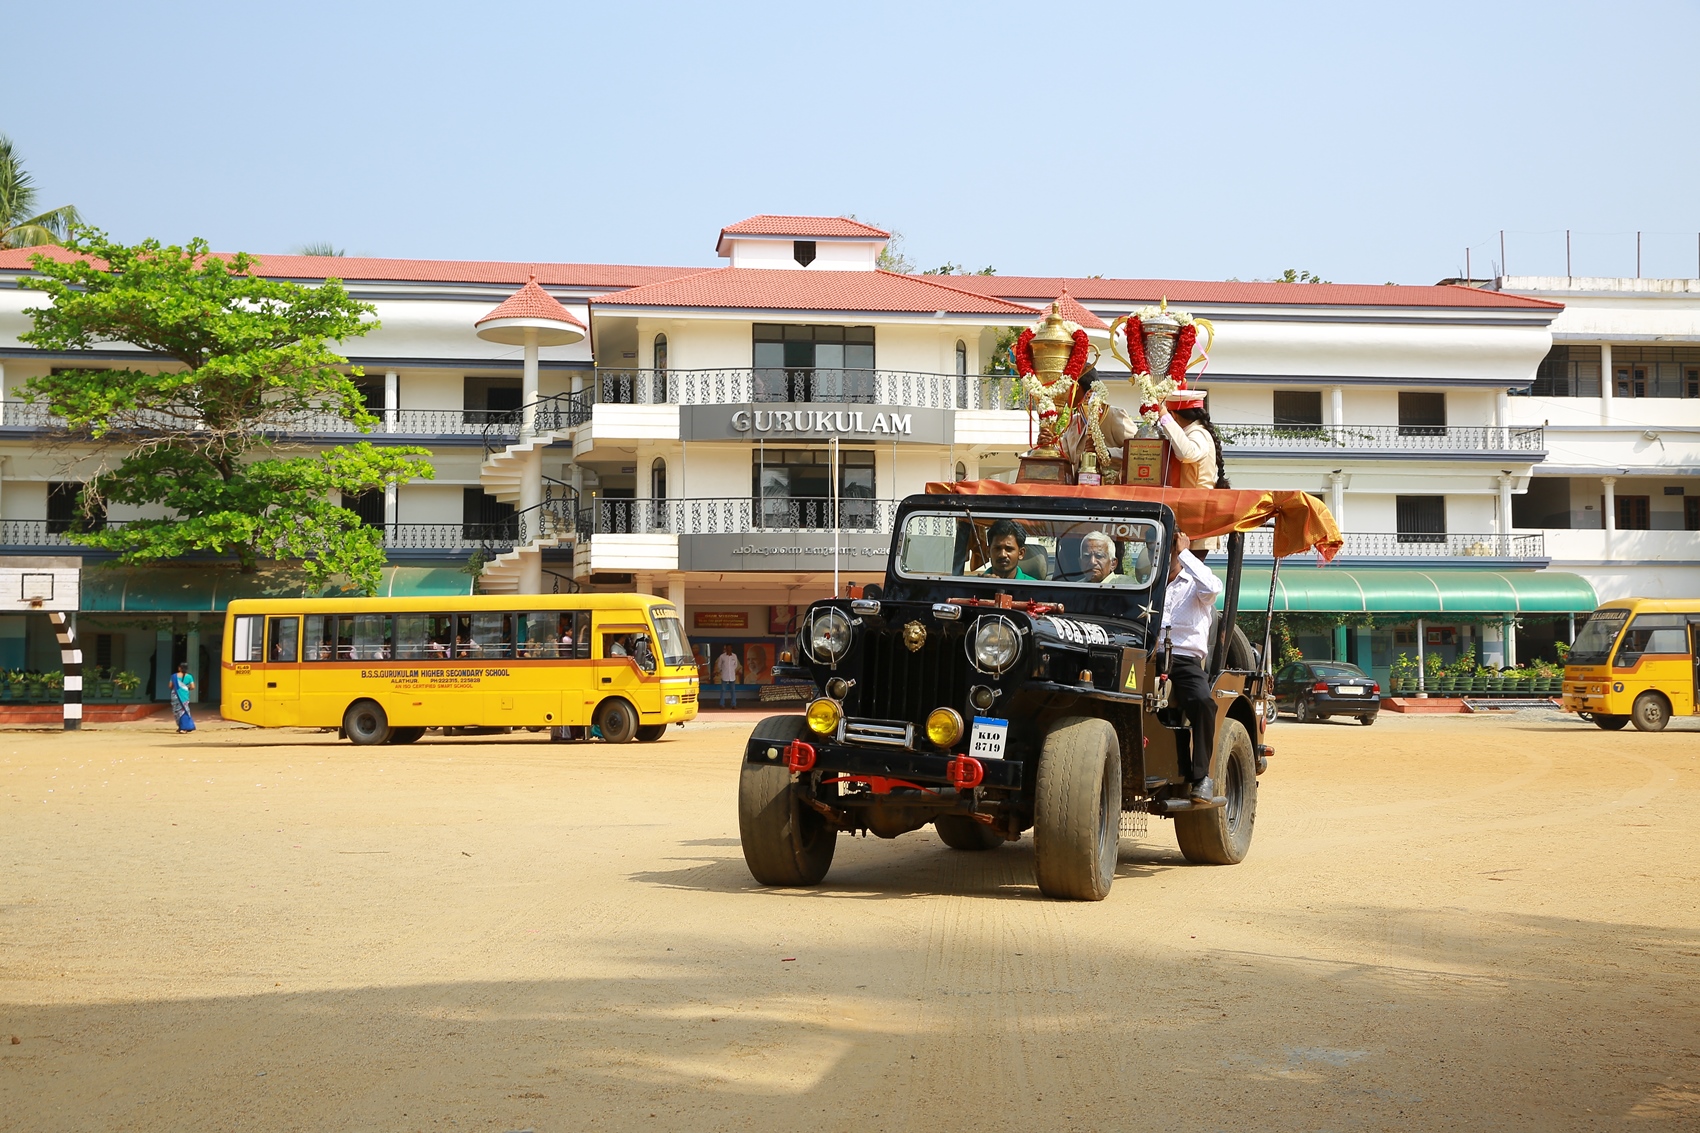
left=475, top=400, right=582, bottom=594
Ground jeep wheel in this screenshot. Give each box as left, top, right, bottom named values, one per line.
left=738, top=715, right=836, bottom=886
left=343, top=700, right=390, bottom=746
left=1594, top=714, right=1630, bottom=731
left=934, top=814, right=1003, bottom=851
left=635, top=724, right=668, bottom=742
left=1175, top=718, right=1256, bottom=865
left=1033, top=716, right=1120, bottom=901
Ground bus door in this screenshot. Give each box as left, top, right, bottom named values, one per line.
left=595, top=622, right=662, bottom=718
left=1692, top=621, right=1700, bottom=715
left=265, top=617, right=301, bottom=722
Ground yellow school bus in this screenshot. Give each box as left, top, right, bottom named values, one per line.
left=1562, top=598, right=1700, bottom=732
left=221, top=594, right=699, bottom=744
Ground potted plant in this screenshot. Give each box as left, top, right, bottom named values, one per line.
left=1390, top=652, right=1416, bottom=694
left=114, top=670, right=142, bottom=700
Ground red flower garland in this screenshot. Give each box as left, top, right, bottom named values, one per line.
left=1063, top=329, right=1090, bottom=378
left=1013, top=327, right=1036, bottom=376
left=1124, top=316, right=1150, bottom=376
left=1170, top=323, right=1197, bottom=384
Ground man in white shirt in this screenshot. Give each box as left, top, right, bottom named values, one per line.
left=714, top=644, right=743, bottom=708
left=1160, top=531, right=1226, bottom=803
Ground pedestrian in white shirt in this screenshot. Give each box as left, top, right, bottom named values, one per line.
left=714, top=644, right=743, bottom=708
left=1160, top=531, right=1226, bottom=803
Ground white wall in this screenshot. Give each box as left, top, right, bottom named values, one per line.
left=725, top=237, right=881, bottom=271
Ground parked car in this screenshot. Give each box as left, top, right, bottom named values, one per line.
left=1274, top=660, right=1381, bottom=725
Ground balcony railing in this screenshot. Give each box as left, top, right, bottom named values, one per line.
left=581, top=497, right=902, bottom=537
left=0, top=401, right=562, bottom=440
left=595, top=370, right=1025, bottom=411
left=1218, top=423, right=1544, bottom=453
left=1242, top=530, right=1546, bottom=559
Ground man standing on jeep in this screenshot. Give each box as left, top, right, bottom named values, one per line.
left=1162, top=530, right=1226, bottom=804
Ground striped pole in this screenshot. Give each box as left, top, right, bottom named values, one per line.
left=48, top=611, right=80, bottom=730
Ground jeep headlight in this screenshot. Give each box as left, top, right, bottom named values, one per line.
left=804, top=608, right=854, bottom=664
left=969, top=615, right=1021, bottom=676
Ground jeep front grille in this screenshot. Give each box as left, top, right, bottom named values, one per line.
left=839, top=717, right=914, bottom=747
left=856, top=624, right=973, bottom=729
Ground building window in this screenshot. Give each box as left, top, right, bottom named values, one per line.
left=1686, top=497, right=1699, bottom=531
left=1614, top=495, right=1651, bottom=530
left=1604, top=346, right=1700, bottom=398
left=793, top=240, right=817, bottom=267
left=955, top=339, right=968, bottom=408
left=1530, top=345, right=1602, bottom=397
left=464, top=376, right=522, bottom=422
left=753, top=447, right=875, bottom=528
left=753, top=324, right=876, bottom=402
left=462, top=488, right=516, bottom=541
left=651, top=457, right=667, bottom=501
left=653, top=333, right=668, bottom=373
left=1397, top=392, right=1446, bottom=437
left=1273, top=390, right=1323, bottom=427
left=343, top=490, right=385, bottom=529
left=46, top=482, right=104, bottom=535
left=1395, top=495, right=1446, bottom=543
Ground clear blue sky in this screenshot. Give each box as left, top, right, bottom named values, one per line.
left=10, top=0, right=1699, bottom=283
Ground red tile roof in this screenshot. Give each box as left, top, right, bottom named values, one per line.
left=719, top=215, right=891, bottom=239
left=1053, top=291, right=1109, bottom=331
left=935, top=275, right=1564, bottom=310
left=591, top=267, right=1041, bottom=317
left=476, top=276, right=586, bottom=329
left=0, top=246, right=700, bottom=290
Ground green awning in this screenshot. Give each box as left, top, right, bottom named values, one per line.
left=81, top=565, right=473, bottom=612
left=1220, top=568, right=1597, bottom=615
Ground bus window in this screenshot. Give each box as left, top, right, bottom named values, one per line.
left=519, top=612, right=558, bottom=658
left=603, top=633, right=630, bottom=659
left=652, top=613, right=691, bottom=667
left=1615, top=614, right=1689, bottom=666
left=353, top=614, right=391, bottom=660
left=394, top=614, right=429, bottom=660
left=568, top=612, right=591, bottom=659
left=468, top=613, right=513, bottom=658
left=268, top=617, right=298, bottom=663
left=233, top=615, right=264, bottom=662
left=304, top=615, right=334, bottom=661
left=333, top=616, right=356, bottom=661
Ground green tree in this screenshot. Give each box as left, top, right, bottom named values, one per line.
left=19, top=229, right=433, bottom=593
left=297, top=242, right=345, bottom=256
left=0, top=134, right=82, bottom=248
left=1272, top=268, right=1331, bottom=284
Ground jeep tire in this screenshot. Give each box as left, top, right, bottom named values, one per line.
left=1175, top=718, right=1257, bottom=865
left=1033, top=716, right=1121, bottom=901
left=738, top=715, right=837, bottom=886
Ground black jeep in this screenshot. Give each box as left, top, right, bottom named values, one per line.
left=737, top=491, right=1271, bottom=901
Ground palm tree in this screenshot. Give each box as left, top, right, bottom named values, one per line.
left=297, top=242, right=345, bottom=256
left=0, top=135, right=81, bottom=249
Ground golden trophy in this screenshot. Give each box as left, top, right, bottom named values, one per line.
left=1016, top=303, right=1089, bottom=485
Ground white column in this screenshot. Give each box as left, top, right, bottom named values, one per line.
left=383, top=480, right=397, bottom=532
left=1602, top=475, right=1617, bottom=533
left=0, top=361, right=7, bottom=425
left=1327, top=471, right=1346, bottom=529
left=1415, top=617, right=1426, bottom=694
left=1497, top=473, right=1514, bottom=539
left=635, top=447, right=652, bottom=534
left=1328, top=386, right=1344, bottom=428
left=1599, top=342, right=1613, bottom=416
left=1495, top=387, right=1510, bottom=448
left=667, top=574, right=686, bottom=610
left=383, top=370, right=398, bottom=433
left=635, top=572, right=654, bottom=597
left=522, top=328, right=540, bottom=437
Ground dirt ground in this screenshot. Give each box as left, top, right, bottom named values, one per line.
left=2, top=708, right=1698, bottom=1132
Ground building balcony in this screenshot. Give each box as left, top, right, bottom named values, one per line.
left=1219, top=423, right=1545, bottom=460
left=594, top=369, right=1025, bottom=412
left=1243, top=529, right=1547, bottom=565
left=0, top=519, right=534, bottom=561
left=0, top=402, right=535, bottom=444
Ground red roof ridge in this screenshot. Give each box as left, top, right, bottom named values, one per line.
left=878, top=269, right=1036, bottom=315
left=475, top=274, right=586, bottom=329
left=720, top=214, right=891, bottom=239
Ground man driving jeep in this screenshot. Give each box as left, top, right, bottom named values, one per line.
left=974, top=518, right=1037, bottom=581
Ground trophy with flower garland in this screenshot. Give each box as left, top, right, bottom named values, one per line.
left=1013, top=302, right=1094, bottom=484
left=1110, top=299, right=1214, bottom=486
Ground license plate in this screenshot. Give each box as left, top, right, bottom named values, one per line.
left=969, top=716, right=1008, bottom=759
left=1334, top=686, right=1364, bottom=696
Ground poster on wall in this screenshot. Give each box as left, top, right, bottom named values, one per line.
left=695, top=611, right=748, bottom=630
left=743, top=643, right=773, bottom=685
left=769, top=605, right=799, bottom=635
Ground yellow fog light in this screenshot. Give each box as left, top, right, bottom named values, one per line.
left=806, top=697, right=842, bottom=736
left=926, top=707, right=964, bottom=748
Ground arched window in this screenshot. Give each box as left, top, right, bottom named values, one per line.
left=652, top=333, right=669, bottom=402
left=955, top=461, right=967, bottom=482
left=955, top=339, right=968, bottom=408
left=651, top=456, right=667, bottom=500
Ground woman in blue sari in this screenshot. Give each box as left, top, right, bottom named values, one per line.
left=170, top=663, right=196, bottom=733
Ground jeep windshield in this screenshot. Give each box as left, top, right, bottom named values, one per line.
left=894, top=510, right=1164, bottom=590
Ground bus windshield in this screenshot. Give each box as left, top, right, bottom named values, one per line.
left=653, top=614, right=692, bottom=667
left=1567, top=609, right=1628, bottom=665
left=895, top=511, right=1164, bottom=590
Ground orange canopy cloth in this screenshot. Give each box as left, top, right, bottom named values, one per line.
left=924, top=481, right=1343, bottom=564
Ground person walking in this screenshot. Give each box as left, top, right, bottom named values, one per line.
left=714, top=644, right=742, bottom=709
left=170, top=662, right=197, bottom=733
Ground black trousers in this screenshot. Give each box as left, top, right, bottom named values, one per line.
left=1169, top=654, right=1215, bottom=782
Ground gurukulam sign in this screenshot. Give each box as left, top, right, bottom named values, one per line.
left=678, top=533, right=892, bottom=572
left=681, top=403, right=953, bottom=444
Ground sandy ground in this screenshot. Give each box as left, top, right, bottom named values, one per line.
left=2, top=708, right=1699, bottom=1132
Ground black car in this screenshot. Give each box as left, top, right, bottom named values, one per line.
left=737, top=491, right=1274, bottom=901
left=1274, top=660, right=1381, bottom=724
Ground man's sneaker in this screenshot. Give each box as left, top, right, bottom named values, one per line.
left=1189, top=777, right=1214, bottom=805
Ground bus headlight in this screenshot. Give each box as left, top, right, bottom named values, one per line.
left=806, top=697, right=842, bottom=736
left=969, top=616, right=1021, bottom=676
left=926, top=707, right=964, bottom=748
left=804, top=608, right=854, bottom=664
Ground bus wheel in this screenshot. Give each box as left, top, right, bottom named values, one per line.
left=1631, top=693, right=1671, bottom=733
left=387, top=726, right=426, bottom=745
left=635, top=724, right=667, bottom=743
left=595, top=699, right=638, bottom=743
left=343, top=700, right=390, bottom=746
left=1593, top=714, right=1630, bottom=731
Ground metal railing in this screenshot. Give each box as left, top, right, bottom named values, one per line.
left=1218, top=423, right=1545, bottom=452
left=580, top=497, right=902, bottom=537
left=595, top=369, right=1025, bottom=411
left=1242, top=530, right=1546, bottom=559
